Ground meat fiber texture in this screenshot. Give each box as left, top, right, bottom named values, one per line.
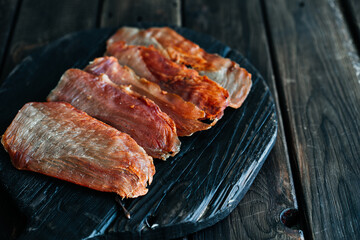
left=84, top=56, right=211, bottom=136
left=107, top=26, right=252, bottom=109
left=1, top=102, right=155, bottom=198
left=47, top=69, right=180, bottom=160
left=106, top=41, right=230, bottom=121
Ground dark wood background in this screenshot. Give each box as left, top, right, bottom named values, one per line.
left=0, top=0, right=359, bottom=239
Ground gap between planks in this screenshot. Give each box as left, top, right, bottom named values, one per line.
left=259, top=0, right=312, bottom=239
left=338, top=0, right=360, bottom=56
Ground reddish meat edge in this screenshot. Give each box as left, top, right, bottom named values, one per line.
left=84, top=56, right=212, bottom=136
left=106, top=41, right=230, bottom=121
left=107, top=26, right=252, bottom=109
left=1, top=102, right=155, bottom=198
left=47, top=69, right=180, bottom=160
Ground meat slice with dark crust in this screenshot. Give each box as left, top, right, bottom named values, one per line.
left=47, top=69, right=180, bottom=160
left=107, top=27, right=252, bottom=109
left=106, top=42, right=230, bottom=120
left=1, top=102, right=155, bottom=198
left=84, top=57, right=211, bottom=136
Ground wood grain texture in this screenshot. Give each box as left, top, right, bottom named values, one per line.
left=0, top=0, right=99, bottom=83
left=264, top=0, right=360, bottom=239
left=184, top=0, right=302, bottom=239
left=0, top=0, right=19, bottom=86
left=100, top=0, right=181, bottom=28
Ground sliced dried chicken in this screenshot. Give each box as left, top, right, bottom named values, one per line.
left=1, top=102, right=155, bottom=198
left=106, top=42, right=229, bottom=120
left=47, top=69, right=180, bottom=160
left=84, top=57, right=211, bottom=136
left=107, top=27, right=252, bottom=108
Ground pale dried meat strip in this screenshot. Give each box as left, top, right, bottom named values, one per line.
left=47, top=69, right=180, bottom=160
left=84, top=57, right=211, bottom=136
left=108, top=27, right=252, bottom=108
left=1, top=102, right=155, bottom=198
left=106, top=42, right=229, bottom=120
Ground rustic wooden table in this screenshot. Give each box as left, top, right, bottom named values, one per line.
left=0, top=0, right=359, bottom=239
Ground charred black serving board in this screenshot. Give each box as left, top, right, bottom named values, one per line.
left=0, top=26, right=277, bottom=239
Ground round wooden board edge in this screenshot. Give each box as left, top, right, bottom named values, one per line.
left=0, top=25, right=278, bottom=240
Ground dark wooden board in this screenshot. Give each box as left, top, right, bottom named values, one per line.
left=0, top=0, right=19, bottom=85
left=184, top=0, right=302, bottom=239
left=0, top=27, right=277, bottom=239
left=0, top=0, right=99, bottom=84
left=264, top=0, right=360, bottom=239
left=100, top=0, right=181, bottom=27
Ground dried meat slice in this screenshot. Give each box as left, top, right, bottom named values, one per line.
left=47, top=69, right=180, bottom=160
left=1, top=102, right=155, bottom=198
left=106, top=42, right=229, bottom=120
left=107, top=27, right=252, bottom=108
left=84, top=57, right=211, bottom=136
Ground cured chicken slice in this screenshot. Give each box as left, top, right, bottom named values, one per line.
left=107, top=27, right=252, bottom=108
left=47, top=69, right=180, bottom=160
left=84, top=57, right=211, bottom=136
left=1, top=102, right=155, bottom=198
left=106, top=42, right=229, bottom=120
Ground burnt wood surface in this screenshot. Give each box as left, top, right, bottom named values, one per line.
left=0, top=27, right=277, bottom=239
left=263, top=0, right=360, bottom=239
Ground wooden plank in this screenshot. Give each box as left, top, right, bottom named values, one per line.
left=0, top=0, right=20, bottom=86
left=264, top=0, right=360, bottom=239
left=100, top=0, right=181, bottom=28
left=0, top=0, right=100, bottom=83
left=184, top=0, right=302, bottom=239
